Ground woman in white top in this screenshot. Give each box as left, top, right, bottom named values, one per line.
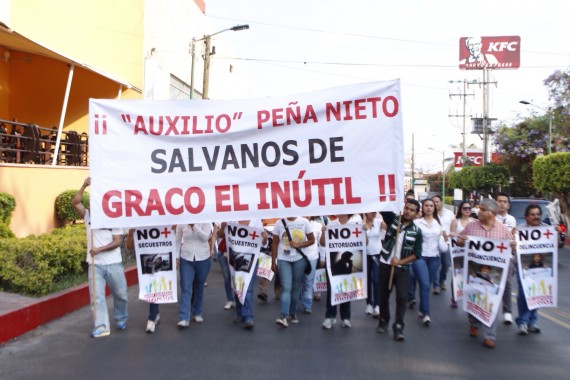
left=300, top=216, right=324, bottom=314
left=363, top=212, right=386, bottom=317
left=175, top=223, right=213, bottom=327
left=271, top=217, right=315, bottom=327
left=448, top=200, right=475, bottom=308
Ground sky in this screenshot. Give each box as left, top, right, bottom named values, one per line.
left=203, top=0, right=570, bottom=172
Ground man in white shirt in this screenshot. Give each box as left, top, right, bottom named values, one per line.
left=72, top=177, right=128, bottom=338
left=495, top=192, right=517, bottom=325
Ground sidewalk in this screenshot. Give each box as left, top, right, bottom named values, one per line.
left=0, top=266, right=138, bottom=344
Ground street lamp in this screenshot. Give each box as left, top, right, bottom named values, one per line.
left=519, top=100, right=552, bottom=155
left=428, top=147, right=446, bottom=200
left=190, top=24, right=249, bottom=99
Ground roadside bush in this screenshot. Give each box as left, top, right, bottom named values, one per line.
left=0, top=221, right=15, bottom=238
left=55, top=189, right=89, bottom=224
left=0, top=224, right=87, bottom=296
left=0, top=192, right=16, bottom=224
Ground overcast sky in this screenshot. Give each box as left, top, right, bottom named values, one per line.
left=204, top=0, right=570, bottom=172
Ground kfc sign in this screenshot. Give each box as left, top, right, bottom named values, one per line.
left=459, top=36, right=520, bottom=70
left=454, top=151, right=483, bottom=168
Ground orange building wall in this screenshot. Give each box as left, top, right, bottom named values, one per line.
left=0, top=165, right=88, bottom=237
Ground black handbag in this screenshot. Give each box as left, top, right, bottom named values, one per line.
left=281, top=219, right=312, bottom=275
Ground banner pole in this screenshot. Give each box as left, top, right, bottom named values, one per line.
left=388, top=214, right=402, bottom=291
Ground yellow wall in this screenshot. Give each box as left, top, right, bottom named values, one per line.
left=0, top=165, right=88, bottom=237
left=9, top=0, right=143, bottom=91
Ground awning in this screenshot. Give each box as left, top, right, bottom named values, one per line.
left=0, top=22, right=142, bottom=93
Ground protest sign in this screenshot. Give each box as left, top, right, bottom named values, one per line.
left=516, top=226, right=558, bottom=309
left=324, top=223, right=367, bottom=306
left=88, top=81, right=403, bottom=228
left=134, top=225, right=178, bottom=303
left=463, top=237, right=511, bottom=327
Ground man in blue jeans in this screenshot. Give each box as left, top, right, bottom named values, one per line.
left=72, top=177, right=128, bottom=338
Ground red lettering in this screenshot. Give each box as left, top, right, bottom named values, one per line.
left=102, top=190, right=123, bottom=218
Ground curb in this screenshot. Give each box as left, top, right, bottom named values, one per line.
left=0, top=266, right=138, bottom=344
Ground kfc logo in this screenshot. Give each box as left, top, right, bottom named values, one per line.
left=454, top=151, right=483, bottom=168
left=459, top=36, right=520, bottom=70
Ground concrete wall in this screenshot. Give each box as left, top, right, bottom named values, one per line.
left=0, top=165, right=88, bottom=237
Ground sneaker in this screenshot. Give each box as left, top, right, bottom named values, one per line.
left=408, top=299, right=416, bottom=309
left=450, top=299, right=458, bottom=309
left=289, top=315, right=299, bottom=324
left=177, top=320, right=190, bottom=328
left=365, top=304, right=374, bottom=315
left=418, top=312, right=424, bottom=319
left=341, top=319, right=352, bottom=328
left=257, top=293, right=268, bottom=303
left=192, top=315, right=204, bottom=323
left=146, top=320, right=156, bottom=333
left=393, top=324, right=405, bottom=341
left=322, top=318, right=336, bottom=329
left=91, top=327, right=110, bottom=338
left=376, top=324, right=387, bottom=334
left=243, top=319, right=255, bottom=330
left=313, top=293, right=321, bottom=302
left=528, top=325, right=541, bottom=334
left=469, top=326, right=478, bottom=337
left=303, top=308, right=312, bottom=315
left=517, top=324, right=528, bottom=335
left=433, top=287, right=441, bottom=295
left=224, top=301, right=235, bottom=310
left=503, top=312, right=513, bottom=325
left=440, top=283, right=447, bottom=291
left=116, top=321, right=127, bottom=330
left=373, top=306, right=380, bottom=317
left=422, top=315, right=431, bottom=327
left=276, top=316, right=288, bottom=327
left=483, top=339, right=496, bottom=348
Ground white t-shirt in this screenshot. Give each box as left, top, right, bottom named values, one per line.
left=305, top=220, right=323, bottom=261
left=415, top=217, right=444, bottom=258
left=439, top=208, right=454, bottom=234
left=85, top=210, right=123, bottom=265
left=496, top=213, right=517, bottom=232
left=365, top=218, right=383, bottom=255
left=272, top=217, right=313, bottom=262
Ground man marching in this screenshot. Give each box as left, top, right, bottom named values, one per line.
left=457, top=198, right=514, bottom=348
left=376, top=199, right=422, bottom=341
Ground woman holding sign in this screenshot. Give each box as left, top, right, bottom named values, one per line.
left=176, top=223, right=213, bottom=328
left=449, top=201, right=475, bottom=308
left=271, top=217, right=315, bottom=328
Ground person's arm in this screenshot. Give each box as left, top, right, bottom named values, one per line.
left=90, top=233, right=122, bottom=257
left=449, top=219, right=458, bottom=238
left=290, top=232, right=315, bottom=249
left=71, top=177, right=90, bottom=219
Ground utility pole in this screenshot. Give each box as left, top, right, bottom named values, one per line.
left=468, top=72, right=497, bottom=165
left=449, top=79, right=474, bottom=165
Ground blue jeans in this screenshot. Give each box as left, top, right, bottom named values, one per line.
left=469, top=313, right=498, bottom=340
left=408, top=258, right=430, bottom=316
left=277, top=258, right=306, bottom=317
left=236, top=272, right=256, bottom=323
left=148, top=303, right=159, bottom=321
left=217, top=251, right=234, bottom=302
left=88, top=262, right=128, bottom=331
left=425, top=256, right=441, bottom=290
left=515, top=270, right=538, bottom=327
left=439, top=248, right=451, bottom=287
left=179, top=257, right=211, bottom=321
left=366, top=255, right=380, bottom=307
left=301, top=259, right=318, bottom=310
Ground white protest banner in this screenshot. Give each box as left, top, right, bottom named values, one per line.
left=516, top=226, right=558, bottom=310
left=225, top=222, right=262, bottom=304
left=324, top=223, right=367, bottom=306
left=462, top=237, right=511, bottom=327
left=88, top=81, right=403, bottom=228
left=313, top=268, right=327, bottom=293
left=257, top=252, right=274, bottom=281
left=450, top=238, right=465, bottom=301
left=134, top=225, right=178, bottom=303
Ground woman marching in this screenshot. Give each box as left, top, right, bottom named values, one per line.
left=363, top=212, right=386, bottom=317
left=448, top=201, right=476, bottom=308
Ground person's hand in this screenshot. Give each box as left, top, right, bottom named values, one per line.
left=83, top=177, right=91, bottom=188
left=176, top=258, right=180, bottom=270
left=290, top=240, right=301, bottom=249
left=89, top=247, right=99, bottom=257
left=271, top=261, right=277, bottom=272
left=390, top=257, right=400, bottom=266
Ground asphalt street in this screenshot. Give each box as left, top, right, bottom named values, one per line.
left=2, top=247, right=570, bottom=380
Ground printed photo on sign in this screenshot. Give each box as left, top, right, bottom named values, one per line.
left=520, top=253, right=553, bottom=279
left=453, top=256, right=464, bottom=278
left=467, top=263, right=502, bottom=295
left=141, top=253, right=172, bottom=274
left=330, top=250, right=363, bottom=275
left=229, top=247, right=255, bottom=273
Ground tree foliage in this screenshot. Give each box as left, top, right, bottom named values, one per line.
left=448, top=164, right=509, bottom=197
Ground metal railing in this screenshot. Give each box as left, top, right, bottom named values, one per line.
left=0, top=119, right=88, bottom=166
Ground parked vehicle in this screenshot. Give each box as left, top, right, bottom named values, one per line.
left=509, top=198, right=566, bottom=249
